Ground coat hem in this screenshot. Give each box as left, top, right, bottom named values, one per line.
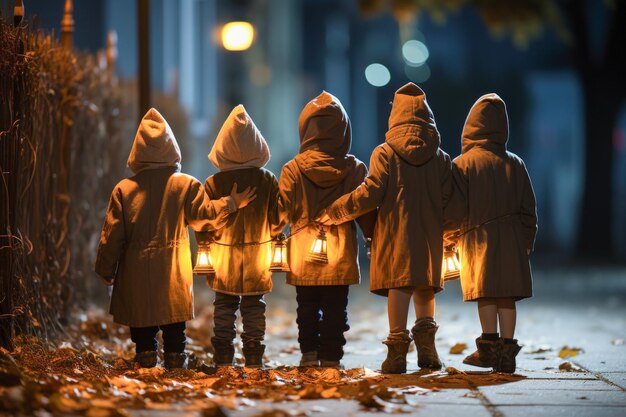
left=463, top=292, right=532, bottom=302
left=111, top=313, right=194, bottom=328
left=210, top=288, right=271, bottom=297
left=370, top=283, right=444, bottom=297
left=286, top=278, right=359, bottom=286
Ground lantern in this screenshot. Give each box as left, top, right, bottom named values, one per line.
left=305, top=228, right=328, bottom=264
left=270, top=233, right=290, bottom=272
left=193, top=245, right=215, bottom=275
left=442, top=246, right=461, bottom=281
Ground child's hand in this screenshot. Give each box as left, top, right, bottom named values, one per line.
left=317, top=211, right=333, bottom=226
left=101, top=276, right=114, bottom=286
left=230, top=183, right=257, bottom=209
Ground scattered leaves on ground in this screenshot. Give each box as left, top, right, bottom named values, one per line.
left=449, top=343, right=468, bottom=355
left=558, top=346, right=583, bottom=359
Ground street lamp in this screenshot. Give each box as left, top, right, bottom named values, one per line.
left=221, top=21, right=254, bottom=51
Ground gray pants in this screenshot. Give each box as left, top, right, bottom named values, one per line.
left=212, top=291, right=266, bottom=345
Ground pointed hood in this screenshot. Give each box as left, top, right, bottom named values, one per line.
left=295, top=91, right=353, bottom=188
left=385, top=83, right=440, bottom=166
left=127, top=108, right=181, bottom=174
left=462, top=93, right=508, bottom=154
left=209, top=105, right=270, bottom=171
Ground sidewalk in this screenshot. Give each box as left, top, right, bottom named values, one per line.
left=223, top=267, right=626, bottom=417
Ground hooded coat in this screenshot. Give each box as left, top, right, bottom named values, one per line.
left=325, top=83, right=452, bottom=296
left=447, top=94, right=537, bottom=301
left=279, top=92, right=376, bottom=286
left=197, top=105, right=286, bottom=296
left=95, top=108, right=235, bottom=327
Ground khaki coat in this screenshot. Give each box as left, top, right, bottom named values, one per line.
left=197, top=105, right=285, bottom=296
left=95, top=108, right=234, bottom=327
left=448, top=94, right=537, bottom=301
left=279, top=92, right=376, bottom=286
left=325, top=83, right=452, bottom=296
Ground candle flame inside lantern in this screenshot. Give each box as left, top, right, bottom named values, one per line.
left=305, top=228, right=328, bottom=264
left=270, top=233, right=290, bottom=272
left=442, top=246, right=461, bottom=281
left=193, top=246, right=215, bottom=275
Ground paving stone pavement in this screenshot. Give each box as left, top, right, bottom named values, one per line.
left=225, top=267, right=626, bottom=416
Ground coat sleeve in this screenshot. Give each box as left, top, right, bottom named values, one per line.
left=186, top=178, right=235, bottom=232
left=351, top=161, right=377, bottom=239
left=520, top=161, right=538, bottom=251
left=194, top=178, right=220, bottom=245
left=443, top=158, right=469, bottom=238
left=95, top=186, right=126, bottom=279
left=269, top=174, right=289, bottom=237
left=278, top=164, right=297, bottom=224
left=326, top=146, right=389, bottom=224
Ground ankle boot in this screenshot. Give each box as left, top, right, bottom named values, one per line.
left=299, top=351, right=319, bottom=367
left=411, top=319, right=442, bottom=370
left=496, top=339, right=521, bottom=373
left=134, top=351, right=158, bottom=368
left=381, top=338, right=411, bottom=374
left=164, top=352, right=188, bottom=369
left=463, top=337, right=501, bottom=369
left=212, top=339, right=235, bottom=367
left=242, top=341, right=265, bottom=368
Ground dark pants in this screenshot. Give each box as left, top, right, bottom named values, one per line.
left=212, top=291, right=266, bottom=345
left=296, top=285, right=350, bottom=361
left=130, top=321, right=187, bottom=354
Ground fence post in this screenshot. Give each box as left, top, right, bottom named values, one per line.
left=61, top=0, right=73, bottom=50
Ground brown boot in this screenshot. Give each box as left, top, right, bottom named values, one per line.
left=164, top=352, right=188, bottom=370
left=496, top=339, right=521, bottom=373
left=134, top=351, right=157, bottom=368
left=381, top=335, right=411, bottom=374
left=411, top=319, right=442, bottom=370
left=463, top=337, right=501, bottom=369
left=212, top=339, right=235, bottom=367
left=243, top=341, right=265, bottom=369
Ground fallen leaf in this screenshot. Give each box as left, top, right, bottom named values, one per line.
left=558, top=346, right=583, bottom=359
left=449, top=343, right=468, bottom=354
left=558, top=361, right=584, bottom=372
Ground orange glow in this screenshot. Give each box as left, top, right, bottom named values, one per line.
left=270, top=234, right=290, bottom=272
left=305, top=229, right=328, bottom=264
left=442, top=247, right=460, bottom=281
left=221, top=22, right=254, bottom=51
left=193, top=246, right=215, bottom=274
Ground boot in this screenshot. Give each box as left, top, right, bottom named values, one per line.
left=242, top=341, right=265, bottom=369
left=411, top=319, right=442, bottom=370
left=299, top=351, right=319, bottom=367
left=463, top=337, right=501, bottom=369
left=381, top=338, right=411, bottom=374
left=496, top=339, right=521, bottom=373
left=134, top=351, right=157, bottom=368
left=212, top=339, right=235, bottom=367
left=164, top=352, right=188, bottom=370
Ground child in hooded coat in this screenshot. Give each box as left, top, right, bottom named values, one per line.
left=319, top=83, right=452, bottom=373
left=279, top=92, right=376, bottom=369
left=196, top=105, right=286, bottom=368
left=96, top=108, right=256, bottom=369
left=445, top=94, right=537, bottom=373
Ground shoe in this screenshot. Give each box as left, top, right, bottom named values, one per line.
left=381, top=338, right=411, bottom=374
left=496, top=339, right=522, bottom=373
left=212, top=339, right=235, bottom=367
left=319, top=360, right=343, bottom=369
left=164, top=352, right=188, bottom=369
left=299, top=351, right=319, bottom=367
left=411, top=319, right=442, bottom=370
left=242, top=341, right=265, bottom=368
left=134, top=351, right=157, bottom=368
left=463, top=337, right=501, bottom=369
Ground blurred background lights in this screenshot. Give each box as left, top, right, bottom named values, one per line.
left=221, top=21, right=254, bottom=51
left=365, top=63, right=391, bottom=87
left=405, top=63, right=431, bottom=83
left=402, top=40, right=429, bottom=66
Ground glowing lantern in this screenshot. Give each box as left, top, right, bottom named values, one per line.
left=193, top=245, right=215, bottom=275
left=221, top=21, right=254, bottom=51
left=270, top=233, right=290, bottom=272
left=442, top=246, right=460, bottom=281
left=305, top=228, right=328, bottom=264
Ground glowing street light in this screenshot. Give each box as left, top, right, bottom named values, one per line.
left=221, top=21, right=254, bottom=51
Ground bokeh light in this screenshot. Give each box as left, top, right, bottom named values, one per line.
left=402, top=40, right=429, bottom=67
left=404, top=63, right=431, bottom=83
left=365, top=63, right=391, bottom=87
left=221, top=21, right=254, bottom=51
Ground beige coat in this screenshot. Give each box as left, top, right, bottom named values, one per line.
left=196, top=105, right=285, bottom=296
left=325, top=83, right=452, bottom=296
left=279, top=92, right=376, bottom=286
left=448, top=94, right=537, bottom=301
left=95, top=108, right=235, bottom=327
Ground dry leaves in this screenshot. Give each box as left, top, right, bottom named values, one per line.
left=449, top=343, right=468, bottom=354
left=558, top=346, right=583, bottom=359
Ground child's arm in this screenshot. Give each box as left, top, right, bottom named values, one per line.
left=351, top=161, right=377, bottom=239
left=278, top=165, right=296, bottom=224
left=520, top=161, right=538, bottom=253
left=95, top=187, right=126, bottom=284
left=443, top=159, right=469, bottom=238
left=269, top=175, right=289, bottom=236
left=185, top=179, right=256, bottom=232
left=320, top=146, right=389, bottom=225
